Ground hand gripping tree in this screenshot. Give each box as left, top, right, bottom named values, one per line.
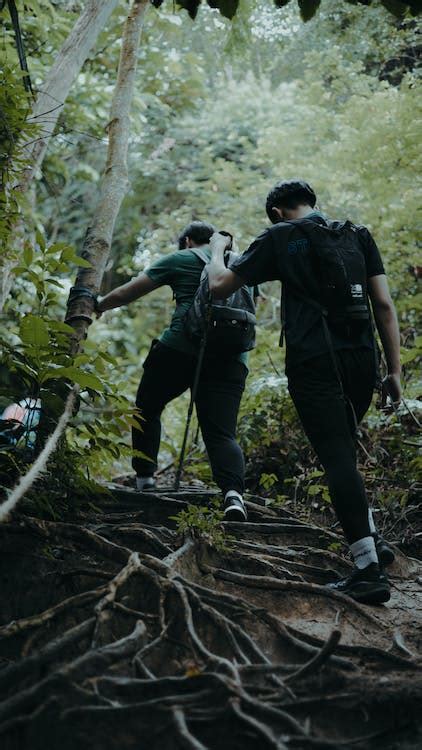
left=65, top=0, right=149, bottom=353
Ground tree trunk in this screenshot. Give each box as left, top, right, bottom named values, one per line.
left=19, top=0, right=120, bottom=193
left=65, top=0, right=149, bottom=351
left=0, top=0, right=120, bottom=314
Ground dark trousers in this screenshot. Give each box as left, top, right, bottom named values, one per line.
left=132, top=340, right=247, bottom=494
left=288, top=348, right=376, bottom=544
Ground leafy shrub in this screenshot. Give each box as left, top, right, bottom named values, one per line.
left=171, top=500, right=233, bottom=552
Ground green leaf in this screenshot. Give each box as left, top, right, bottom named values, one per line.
left=47, top=321, right=75, bottom=335
left=98, top=350, right=118, bottom=365
left=93, top=356, right=106, bottom=373
left=48, top=242, right=72, bottom=254
left=74, top=354, right=90, bottom=366
left=41, top=366, right=102, bottom=390
left=298, top=0, right=321, bottom=21
left=328, top=542, right=342, bottom=552
left=60, top=246, right=92, bottom=268
left=72, top=256, right=92, bottom=268
left=68, top=369, right=103, bottom=391
left=308, top=485, right=321, bottom=497
left=35, top=229, right=46, bottom=251
left=23, top=244, right=33, bottom=266
left=60, top=246, right=76, bottom=262
left=19, top=315, right=49, bottom=348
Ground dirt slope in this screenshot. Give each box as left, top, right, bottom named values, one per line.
left=0, top=486, right=421, bottom=750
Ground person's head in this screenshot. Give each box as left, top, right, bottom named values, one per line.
left=178, top=221, right=216, bottom=250
left=265, top=180, right=317, bottom=224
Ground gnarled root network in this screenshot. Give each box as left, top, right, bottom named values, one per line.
left=0, top=487, right=421, bottom=750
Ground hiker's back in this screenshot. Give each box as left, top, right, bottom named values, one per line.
left=284, top=218, right=369, bottom=329
left=184, top=248, right=256, bottom=356
left=267, top=215, right=383, bottom=371
left=144, top=246, right=252, bottom=364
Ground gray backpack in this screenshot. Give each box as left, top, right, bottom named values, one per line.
left=184, top=247, right=257, bottom=356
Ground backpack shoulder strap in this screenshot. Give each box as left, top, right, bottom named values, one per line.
left=190, top=247, right=210, bottom=266
left=191, top=247, right=237, bottom=270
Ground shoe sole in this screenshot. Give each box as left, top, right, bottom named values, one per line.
left=224, top=504, right=247, bottom=522
left=348, top=586, right=391, bottom=605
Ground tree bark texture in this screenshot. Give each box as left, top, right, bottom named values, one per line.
left=65, top=0, right=149, bottom=349
left=0, top=0, right=120, bottom=314
left=19, top=0, right=120, bottom=193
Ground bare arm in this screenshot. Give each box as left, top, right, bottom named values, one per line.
left=208, top=233, right=246, bottom=298
left=368, top=274, right=401, bottom=404
left=97, top=273, right=160, bottom=313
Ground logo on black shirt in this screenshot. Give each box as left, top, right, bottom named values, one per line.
left=287, top=238, right=309, bottom=255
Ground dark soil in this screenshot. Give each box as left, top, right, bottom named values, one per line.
left=0, top=484, right=421, bottom=750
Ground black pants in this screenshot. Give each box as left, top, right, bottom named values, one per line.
left=288, top=348, right=376, bottom=544
left=132, top=340, right=247, bottom=494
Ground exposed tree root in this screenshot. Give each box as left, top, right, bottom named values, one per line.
left=0, top=486, right=421, bottom=749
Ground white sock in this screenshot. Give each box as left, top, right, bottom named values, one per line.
left=225, top=490, right=243, bottom=504
left=368, top=508, right=377, bottom=535
left=350, top=536, right=378, bottom=569
left=136, top=476, right=155, bottom=490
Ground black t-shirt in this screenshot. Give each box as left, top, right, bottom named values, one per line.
left=230, top=213, right=385, bottom=372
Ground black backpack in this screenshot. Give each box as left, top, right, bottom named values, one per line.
left=285, top=218, right=370, bottom=334
left=184, top=247, right=257, bottom=356
left=281, top=218, right=380, bottom=394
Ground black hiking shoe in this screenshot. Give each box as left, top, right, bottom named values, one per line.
left=223, top=495, right=248, bottom=522
left=373, top=533, right=395, bottom=567
left=325, top=563, right=390, bottom=605
left=136, top=476, right=156, bottom=491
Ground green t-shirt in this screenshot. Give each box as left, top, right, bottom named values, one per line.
left=144, top=246, right=249, bottom=366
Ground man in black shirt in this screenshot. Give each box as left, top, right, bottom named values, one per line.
left=207, top=180, right=401, bottom=605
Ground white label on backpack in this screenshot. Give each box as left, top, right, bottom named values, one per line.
left=351, top=284, right=363, bottom=299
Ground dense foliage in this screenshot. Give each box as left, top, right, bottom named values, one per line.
left=0, top=0, right=420, bottom=536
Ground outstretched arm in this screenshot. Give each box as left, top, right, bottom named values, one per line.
left=208, top=233, right=245, bottom=298
left=368, top=274, right=401, bottom=405
left=97, top=273, right=160, bottom=313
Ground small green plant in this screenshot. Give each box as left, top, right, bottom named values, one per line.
left=170, top=500, right=233, bottom=552
left=305, top=470, right=331, bottom=505
left=0, top=230, right=145, bottom=484
left=328, top=542, right=343, bottom=553
left=267, top=493, right=288, bottom=508
left=259, top=472, right=278, bottom=491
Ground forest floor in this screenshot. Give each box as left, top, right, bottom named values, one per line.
left=0, top=481, right=421, bottom=750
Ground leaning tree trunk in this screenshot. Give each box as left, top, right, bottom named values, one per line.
left=65, top=0, right=149, bottom=352
left=0, top=0, right=120, bottom=313
left=19, top=0, right=120, bottom=194
left=0, top=0, right=148, bottom=520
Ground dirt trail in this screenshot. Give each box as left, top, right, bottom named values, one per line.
left=0, top=486, right=421, bottom=750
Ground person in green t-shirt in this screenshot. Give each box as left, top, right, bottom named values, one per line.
left=97, top=221, right=250, bottom=521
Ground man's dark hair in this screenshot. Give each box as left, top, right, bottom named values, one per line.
left=178, top=221, right=215, bottom=250
left=265, top=180, right=317, bottom=222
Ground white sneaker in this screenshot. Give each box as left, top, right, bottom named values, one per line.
left=136, top=476, right=156, bottom=491
left=223, top=491, right=247, bottom=521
